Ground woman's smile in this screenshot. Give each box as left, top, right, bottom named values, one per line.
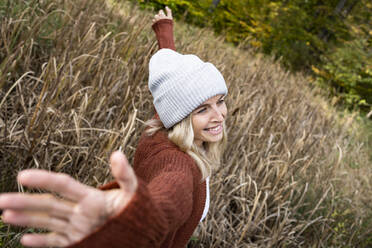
left=203, top=124, right=223, bottom=135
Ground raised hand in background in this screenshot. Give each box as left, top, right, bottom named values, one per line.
left=152, top=6, right=173, bottom=23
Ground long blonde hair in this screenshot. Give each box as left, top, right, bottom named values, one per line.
left=145, top=115, right=227, bottom=180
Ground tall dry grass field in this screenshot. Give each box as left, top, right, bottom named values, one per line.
left=0, top=0, right=371, bottom=247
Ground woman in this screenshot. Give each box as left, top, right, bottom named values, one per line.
left=0, top=7, right=228, bottom=248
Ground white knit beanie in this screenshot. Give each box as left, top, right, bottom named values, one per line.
left=149, top=49, right=228, bottom=129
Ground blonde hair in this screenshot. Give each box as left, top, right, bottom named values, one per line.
left=145, top=115, right=227, bottom=180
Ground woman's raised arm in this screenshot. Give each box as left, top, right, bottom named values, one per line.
left=152, top=7, right=176, bottom=51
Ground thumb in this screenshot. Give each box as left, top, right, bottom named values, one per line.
left=110, top=151, right=137, bottom=194
left=165, top=6, right=172, bottom=19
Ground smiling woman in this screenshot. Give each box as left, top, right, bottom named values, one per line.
left=0, top=6, right=228, bottom=248
left=192, top=95, right=227, bottom=146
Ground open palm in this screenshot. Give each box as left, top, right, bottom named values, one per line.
left=0, top=151, right=137, bottom=247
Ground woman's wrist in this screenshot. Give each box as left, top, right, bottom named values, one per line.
left=152, top=19, right=175, bottom=50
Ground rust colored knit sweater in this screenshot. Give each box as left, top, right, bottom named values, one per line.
left=67, top=20, right=207, bottom=248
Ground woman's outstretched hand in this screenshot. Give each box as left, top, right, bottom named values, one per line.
left=152, top=6, right=173, bottom=24
left=0, top=151, right=137, bottom=248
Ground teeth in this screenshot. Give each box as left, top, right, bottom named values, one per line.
left=206, top=125, right=221, bottom=131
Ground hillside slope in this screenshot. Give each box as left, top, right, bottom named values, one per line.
left=0, top=0, right=371, bottom=247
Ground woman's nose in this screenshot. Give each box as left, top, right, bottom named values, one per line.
left=211, top=106, right=224, bottom=122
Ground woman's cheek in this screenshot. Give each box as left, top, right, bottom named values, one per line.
left=221, top=103, right=227, bottom=117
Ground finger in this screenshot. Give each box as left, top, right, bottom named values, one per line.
left=2, top=209, right=68, bottom=233
left=110, top=151, right=137, bottom=193
left=21, top=232, right=69, bottom=248
left=165, top=6, right=173, bottom=19
left=17, top=170, right=93, bottom=202
left=159, top=9, right=165, bottom=16
left=0, top=193, right=73, bottom=219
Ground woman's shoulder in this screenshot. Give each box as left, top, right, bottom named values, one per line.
left=137, top=130, right=177, bottom=152
left=134, top=131, right=201, bottom=179
left=137, top=131, right=192, bottom=160
left=134, top=130, right=187, bottom=161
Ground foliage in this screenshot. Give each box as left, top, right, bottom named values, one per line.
left=134, top=0, right=352, bottom=69
left=313, top=0, right=372, bottom=110
left=134, top=0, right=372, bottom=110
left=313, top=39, right=372, bottom=110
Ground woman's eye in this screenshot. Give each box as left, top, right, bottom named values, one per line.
left=217, top=99, right=225, bottom=104
left=196, top=108, right=207, bottom=114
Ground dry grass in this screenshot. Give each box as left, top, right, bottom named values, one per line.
left=0, top=0, right=371, bottom=247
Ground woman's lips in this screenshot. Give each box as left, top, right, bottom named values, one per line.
left=204, top=124, right=223, bottom=135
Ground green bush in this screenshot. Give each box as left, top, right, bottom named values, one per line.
left=313, top=39, right=372, bottom=110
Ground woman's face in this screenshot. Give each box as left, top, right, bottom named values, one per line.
left=191, top=94, right=227, bottom=147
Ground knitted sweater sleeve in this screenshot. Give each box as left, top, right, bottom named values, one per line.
left=152, top=19, right=176, bottom=51
left=66, top=155, right=195, bottom=248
